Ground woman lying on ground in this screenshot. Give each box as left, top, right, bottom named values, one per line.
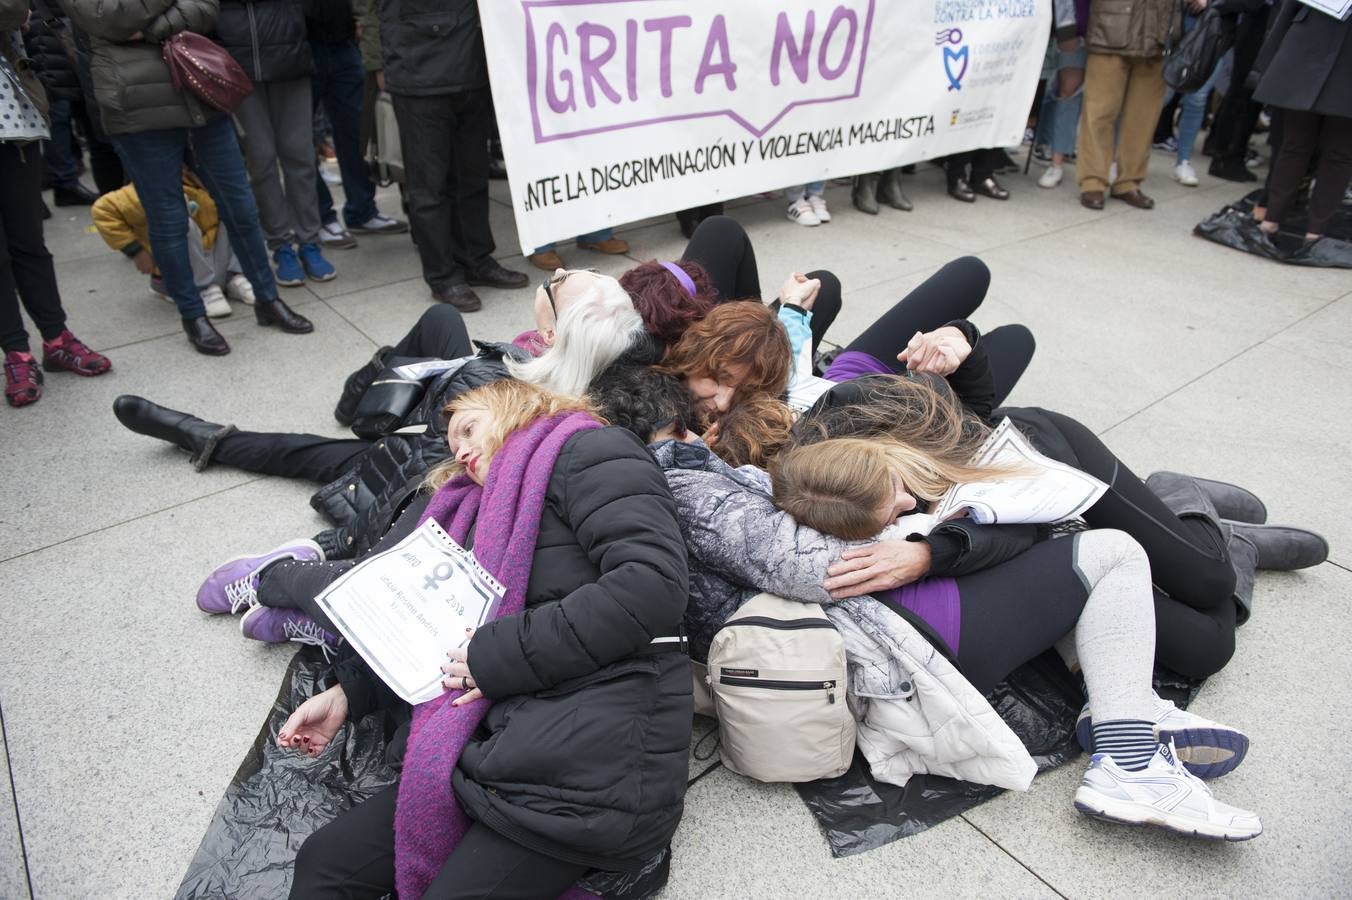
left=586, top=366, right=1263, bottom=842
left=248, top=380, right=691, bottom=898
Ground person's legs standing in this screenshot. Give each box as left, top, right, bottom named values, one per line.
left=42, top=99, right=83, bottom=194
left=1174, top=65, right=1220, bottom=168
left=314, top=38, right=379, bottom=228
left=266, top=77, right=325, bottom=247
left=0, top=142, right=69, bottom=351
left=1262, top=108, right=1320, bottom=233
left=1112, top=56, right=1167, bottom=196
left=444, top=88, right=496, bottom=275
left=113, top=128, right=207, bottom=319
left=1077, top=53, right=1129, bottom=194
left=394, top=93, right=461, bottom=292
left=1296, top=114, right=1352, bottom=239
left=187, top=219, right=219, bottom=289
left=234, top=84, right=292, bottom=247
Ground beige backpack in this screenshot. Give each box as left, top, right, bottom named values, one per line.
left=698, top=593, right=856, bottom=782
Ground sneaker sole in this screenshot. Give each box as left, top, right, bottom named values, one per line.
left=1075, top=716, right=1249, bottom=779
left=197, top=539, right=325, bottom=614
left=306, top=271, right=338, bottom=282
left=276, top=276, right=306, bottom=287
left=349, top=225, right=409, bottom=235
left=1073, top=786, right=1261, bottom=841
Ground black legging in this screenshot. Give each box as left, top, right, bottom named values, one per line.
left=681, top=214, right=842, bottom=353
left=390, top=304, right=474, bottom=360
left=0, top=142, right=68, bottom=353
left=292, top=784, right=587, bottom=900
left=1265, top=108, right=1352, bottom=236
left=840, top=256, right=1035, bottom=405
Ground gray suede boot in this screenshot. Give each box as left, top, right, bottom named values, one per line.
left=851, top=173, right=880, bottom=214
left=1146, top=470, right=1267, bottom=524
left=878, top=168, right=914, bottom=211
left=1220, top=520, right=1329, bottom=571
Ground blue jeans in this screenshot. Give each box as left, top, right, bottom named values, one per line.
left=535, top=227, right=614, bottom=253
left=42, top=99, right=82, bottom=189
left=114, top=115, right=278, bottom=320
left=311, top=37, right=378, bottom=228
left=1164, top=17, right=1226, bottom=164
left=1037, top=40, right=1088, bottom=157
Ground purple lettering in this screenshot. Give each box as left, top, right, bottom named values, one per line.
left=578, top=22, right=621, bottom=108
left=643, top=15, right=692, bottom=98
left=695, top=15, right=738, bottom=94
left=545, top=23, right=575, bottom=114
left=817, top=6, right=858, bottom=81
left=625, top=19, right=638, bottom=102
left=771, top=11, right=815, bottom=87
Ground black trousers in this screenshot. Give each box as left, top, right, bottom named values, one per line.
left=1209, top=7, right=1270, bottom=170
left=1265, top=108, right=1352, bottom=236
left=680, top=214, right=842, bottom=352
left=0, top=143, right=68, bottom=352
left=391, top=304, right=475, bottom=360
left=944, top=149, right=1000, bottom=186
left=291, top=785, right=587, bottom=900
left=392, top=89, right=495, bottom=291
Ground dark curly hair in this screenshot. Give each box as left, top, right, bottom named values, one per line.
left=588, top=365, right=696, bottom=442
left=619, top=259, right=716, bottom=346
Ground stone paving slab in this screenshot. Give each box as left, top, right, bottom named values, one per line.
left=4, top=149, right=1349, bottom=898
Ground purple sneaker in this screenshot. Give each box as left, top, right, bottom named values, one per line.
left=239, top=606, right=343, bottom=661
left=196, top=539, right=324, bottom=614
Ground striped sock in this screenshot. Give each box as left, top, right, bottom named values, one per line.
left=1091, top=719, right=1157, bottom=772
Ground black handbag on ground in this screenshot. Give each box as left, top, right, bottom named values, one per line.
left=349, top=357, right=437, bottom=439
left=1164, top=8, right=1234, bottom=92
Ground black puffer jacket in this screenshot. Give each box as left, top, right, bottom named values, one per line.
left=310, top=352, right=512, bottom=559
left=377, top=0, right=488, bottom=96
left=66, top=0, right=218, bottom=134
left=337, top=426, right=692, bottom=871
left=22, top=1, right=80, bottom=101
left=217, top=0, right=310, bottom=83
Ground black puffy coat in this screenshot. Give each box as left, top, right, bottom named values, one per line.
left=22, top=1, right=80, bottom=101
left=310, top=351, right=513, bottom=558
left=338, top=426, right=692, bottom=871
left=377, top=0, right=488, bottom=96
left=1253, top=1, right=1352, bottom=119
left=216, top=0, right=311, bottom=83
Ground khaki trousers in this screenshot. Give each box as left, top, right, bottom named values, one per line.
left=1077, top=53, right=1167, bottom=194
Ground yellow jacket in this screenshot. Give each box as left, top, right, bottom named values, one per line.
left=91, top=176, right=220, bottom=259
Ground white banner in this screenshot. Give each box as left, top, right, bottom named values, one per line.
left=479, top=0, right=1050, bottom=252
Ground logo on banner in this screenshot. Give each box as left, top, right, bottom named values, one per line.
left=524, top=1, right=877, bottom=143
left=935, top=28, right=968, bottom=91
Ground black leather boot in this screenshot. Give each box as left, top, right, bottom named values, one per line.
left=878, top=169, right=913, bottom=211
left=112, top=395, right=237, bottom=470
left=1146, top=471, right=1267, bottom=524
left=334, top=345, right=393, bottom=425
left=184, top=316, right=230, bottom=355
left=256, top=297, right=315, bottom=334
left=850, top=173, right=880, bottom=214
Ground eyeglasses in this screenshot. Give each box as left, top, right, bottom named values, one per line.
left=541, top=268, right=600, bottom=318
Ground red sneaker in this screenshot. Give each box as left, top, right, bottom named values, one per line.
left=41, top=330, right=111, bottom=376
left=4, top=351, right=43, bottom=407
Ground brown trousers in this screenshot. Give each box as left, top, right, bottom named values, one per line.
left=1077, top=53, right=1167, bottom=194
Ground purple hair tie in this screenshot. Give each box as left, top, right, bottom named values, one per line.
left=659, top=261, right=697, bottom=298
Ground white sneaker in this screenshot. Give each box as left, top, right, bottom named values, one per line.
left=1075, top=696, right=1250, bottom=779
left=786, top=198, right=821, bottom=226
left=806, top=193, right=831, bottom=223
left=319, top=220, right=358, bottom=249
left=1108, top=161, right=1118, bottom=186
left=350, top=212, right=409, bottom=234
left=224, top=273, right=255, bottom=306
left=201, top=284, right=232, bottom=319
left=1038, top=164, right=1064, bottom=189
left=1074, top=742, right=1261, bottom=841
left=320, top=165, right=343, bottom=185
left=1173, top=161, right=1200, bottom=187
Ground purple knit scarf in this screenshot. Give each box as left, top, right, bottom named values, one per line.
left=395, top=411, right=601, bottom=899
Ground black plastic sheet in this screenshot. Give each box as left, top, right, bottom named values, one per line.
left=1194, top=189, right=1352, bottom=268
left=793, top=651, right=1203, bottom=857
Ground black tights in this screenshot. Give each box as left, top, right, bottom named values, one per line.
left=291, top=785, right=587, bottom=900
left=681, top=215, right=842, bottom=353
left=0, top=143, right=68, bottom=352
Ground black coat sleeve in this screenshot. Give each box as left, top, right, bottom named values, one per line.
left=468, top=429, right=690, bottom=699
left=921, top=517, right=1050, bottom=577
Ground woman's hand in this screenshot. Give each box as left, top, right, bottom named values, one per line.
left=778, top=272, right=821, bottom=310
left=823, top=540, right=932, bottom=599
left=442, top=628, right=484, bottom=706
left=897, top=326, right=972, bottom=376
left=278, top=684, right=349, bottom=758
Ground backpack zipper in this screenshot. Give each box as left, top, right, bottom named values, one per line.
left=719, top=675, right=837, bottom=703
left=718, top=616, right=834, bottom=632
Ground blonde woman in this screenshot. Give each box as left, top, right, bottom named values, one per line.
left=200, top=380, right=690, bottom=897
left=770, top=434, right=1263, bottom=842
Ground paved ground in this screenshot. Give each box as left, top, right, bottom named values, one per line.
left=3, top=153, right=1350, bottom=899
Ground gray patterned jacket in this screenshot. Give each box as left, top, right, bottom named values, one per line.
left=651, top=438, right=1037, bottom=790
